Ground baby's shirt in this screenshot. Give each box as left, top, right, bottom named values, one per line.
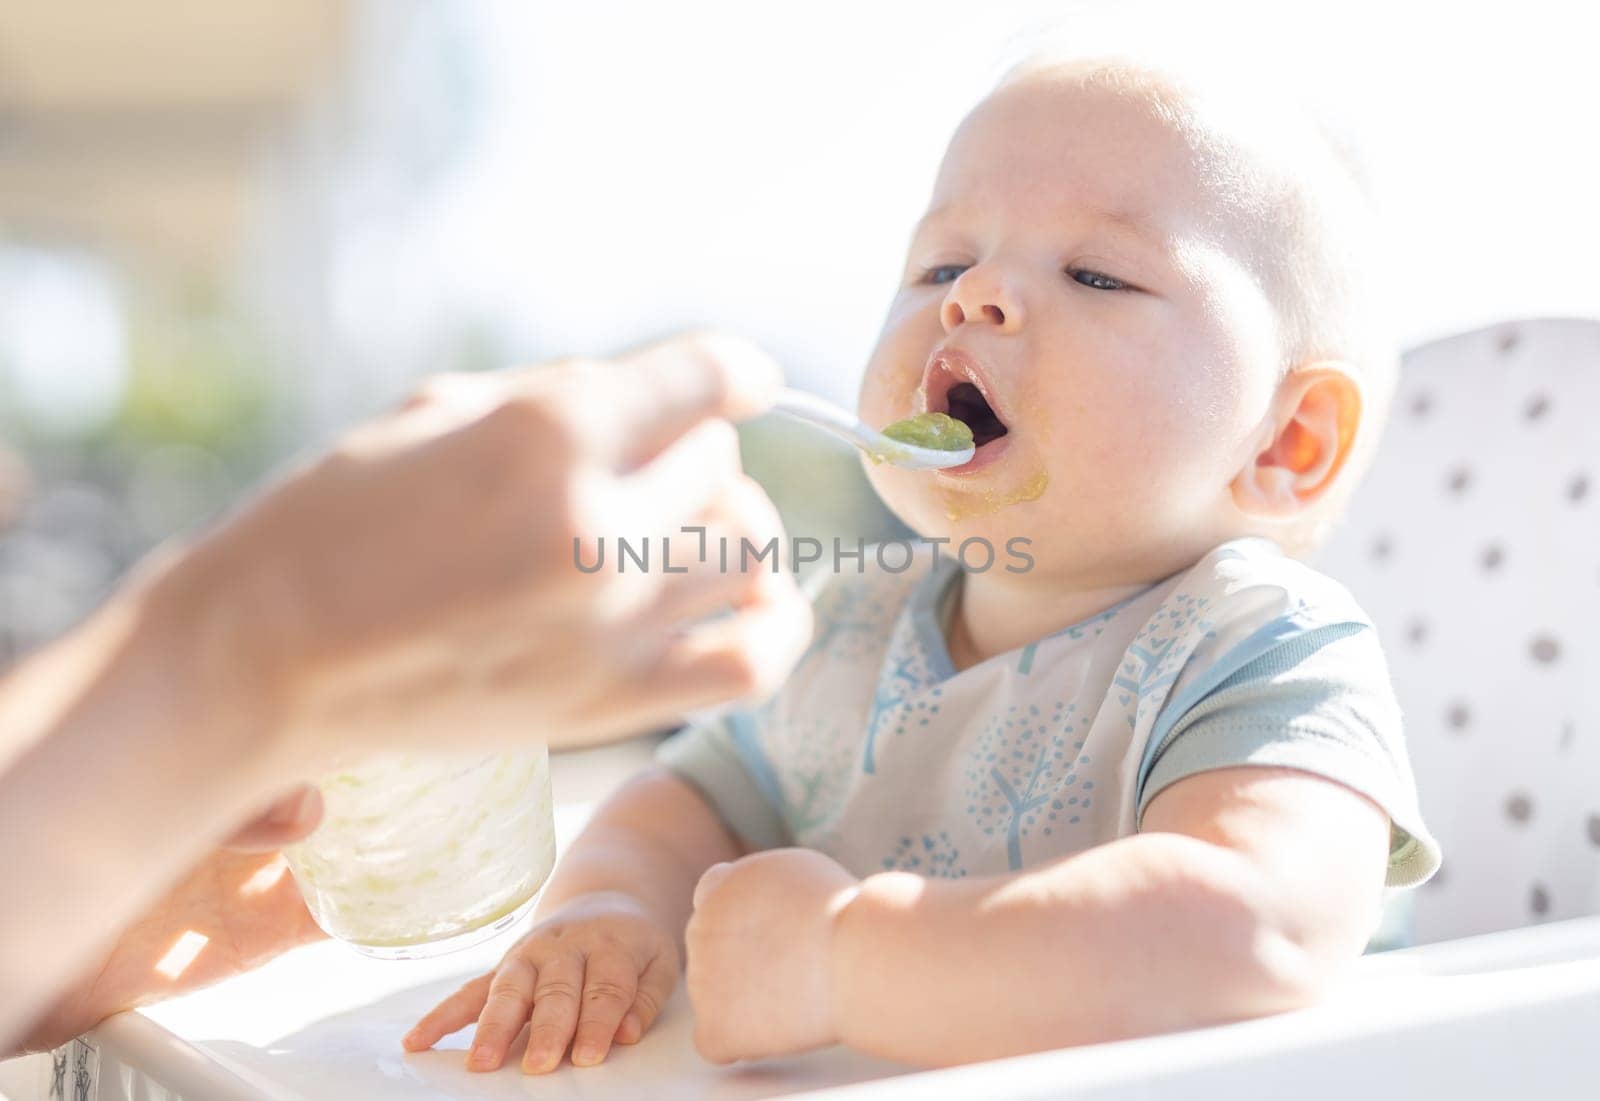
left=657, top=537, right=1441, bottom=888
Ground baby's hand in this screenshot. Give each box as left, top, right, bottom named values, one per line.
left=686, top=849, right=859, bottom=1063
left=402, top=892, right=679, bottom=1074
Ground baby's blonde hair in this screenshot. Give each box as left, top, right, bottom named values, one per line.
left=1002, top=50, right=1397, bottom=547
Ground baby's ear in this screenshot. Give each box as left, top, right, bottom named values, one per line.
left=1231, top=364, right=1363, bottom=518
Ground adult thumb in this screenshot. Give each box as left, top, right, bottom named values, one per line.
left=224, top=785, right=325, bottom=852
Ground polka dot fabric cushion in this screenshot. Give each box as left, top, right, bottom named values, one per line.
left=1316, top=318, right=1600, bottom=944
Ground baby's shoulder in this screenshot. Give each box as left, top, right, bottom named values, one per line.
left=1165, top=536, right=1372, bottom=631
left=1119, top=538, right=1393, bottom=751
left=1115, top=538, right=1382, bottom=703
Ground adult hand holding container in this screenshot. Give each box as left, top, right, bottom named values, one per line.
left=264, top=333, right=804, bottom=954
left=3, top=330, right=814, bottom=1054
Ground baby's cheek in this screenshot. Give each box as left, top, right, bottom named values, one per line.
left=1036, top=386, right=1212, bottom=537
left=1089, top=358, right=1223, bottom=462
left=859, top=309, right=937, bottom=417
left=857, top=356, right=919, bottom=426
left=856, top=372, right=897, bottom=427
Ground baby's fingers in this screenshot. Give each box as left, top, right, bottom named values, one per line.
left=520, top=955, right=585, bottom=1074
left=615, top=952, right=677, bottom=1045
left=403, top=972, right=493, bottom=1052
left=569, top=953, right=641, bottom=1067
left=467, top=957, right=538, bottom=1071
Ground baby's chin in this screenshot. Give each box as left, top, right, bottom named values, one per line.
left=865, top=453, right=1051, bottom=547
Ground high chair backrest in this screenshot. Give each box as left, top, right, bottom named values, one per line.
left=1316, top=318, right=1600, bottom=945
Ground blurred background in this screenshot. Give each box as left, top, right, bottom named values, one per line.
left=1, top=0, right=1597, bottom=672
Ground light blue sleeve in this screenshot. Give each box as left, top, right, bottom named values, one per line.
left=654, top=711, right=793, bottom=851
left=1135, top=620, right=1442, bottom=889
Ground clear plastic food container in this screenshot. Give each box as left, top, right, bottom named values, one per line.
left=284, top=746, right=556, bottom=958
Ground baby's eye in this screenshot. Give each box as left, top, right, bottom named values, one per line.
left=1068, top=269, right=1128, bottom=291
left=921, top=264, right=970, bottom=286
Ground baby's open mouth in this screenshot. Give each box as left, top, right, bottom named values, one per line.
left=918, top=348, right=1013, bottom=473
left=943, top=382, right=1008, bottom=448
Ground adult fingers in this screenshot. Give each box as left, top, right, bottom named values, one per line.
left=403, top=972, right=493, bottom=1052
left=587, top=589, right=809, bottom=741
left=558, top=474, right=805, bottom=739
left=634, top=474, right=788, bottom=632
left=614, top=416, right=743, bottom=548
left=516, top=332, right=780, bottom=471
left=467, top=956, right=538, bottom=1071
left=553, top=419, right=746, bottom=633
left=615, top=953, right=678, bottom=1046
left=520, top=954, right=585, bottom=1074
left=223, top=786, right=324, bottom=852
left=568, top=953, right=639, bottom=1067
left=631, top=555, right=812, bottom=722
left=392, top=371, right=483, bottom=415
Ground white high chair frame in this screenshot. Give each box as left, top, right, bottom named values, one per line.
left=1317, top=317, right=1600, bottom=945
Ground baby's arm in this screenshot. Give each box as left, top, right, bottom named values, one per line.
left=535, top=766, right=743, bottom=938
left=406, top=767, right=740, bottom=1073
left=831, top=766, right=1388, bottom=1065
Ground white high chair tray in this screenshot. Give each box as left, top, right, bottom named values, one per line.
left=20, top=806, right=1600, bottom=1101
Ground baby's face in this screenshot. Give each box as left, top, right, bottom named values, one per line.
left=859, top=77, right=1283, bottom=585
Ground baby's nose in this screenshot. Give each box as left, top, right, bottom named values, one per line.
left=940, top=265, right=1023, bottom=333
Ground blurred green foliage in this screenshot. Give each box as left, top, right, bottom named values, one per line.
left=116, top=312, right=277, bottom=460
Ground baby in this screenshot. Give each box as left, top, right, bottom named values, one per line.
left=404, top=53, right=1440, bottom=1072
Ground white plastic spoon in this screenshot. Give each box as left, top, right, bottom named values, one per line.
left=770, top=388, right=975, bottom=469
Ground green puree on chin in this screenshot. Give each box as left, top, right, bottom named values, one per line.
left=878, top=412, right=974, bottom=457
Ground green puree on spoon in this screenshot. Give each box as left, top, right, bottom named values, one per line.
left=769, top=388, right=976, bottom=469
left=879, top=411, right=975, bottom=455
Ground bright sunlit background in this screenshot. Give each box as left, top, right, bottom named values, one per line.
left=1, top=0, right=1597, bottom=666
